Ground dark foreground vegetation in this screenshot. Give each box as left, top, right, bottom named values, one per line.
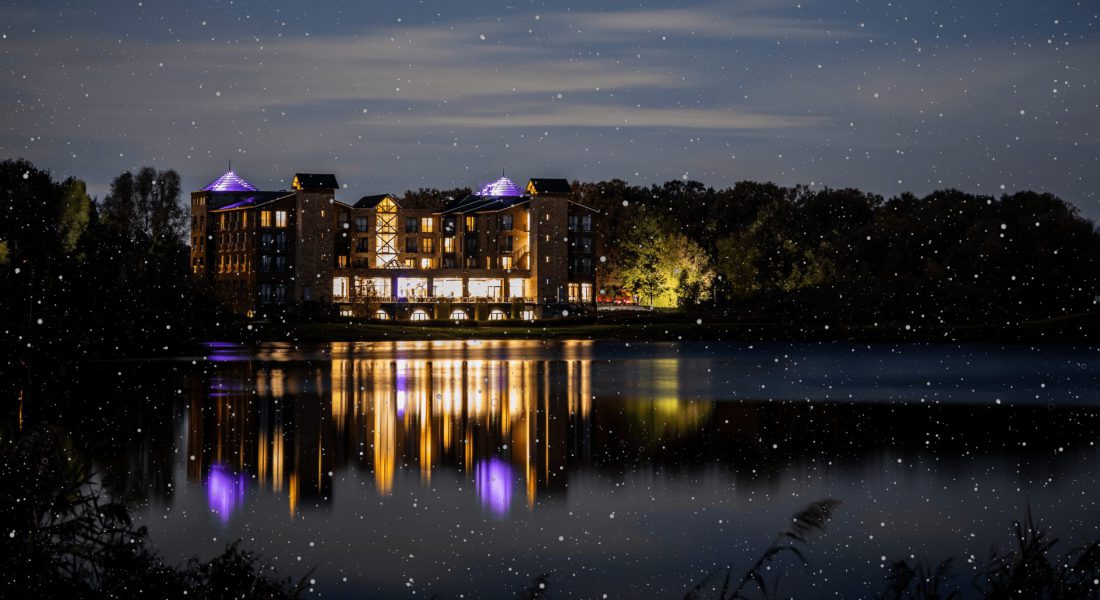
left=0, top=424, right=308, bottom=599
left=4, top=158, right=1100, bottom=363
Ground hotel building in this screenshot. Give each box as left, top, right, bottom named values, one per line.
left=190, top=170, right=598, bottom=319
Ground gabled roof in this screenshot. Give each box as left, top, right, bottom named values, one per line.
left=202, top=170, right=258, bottom=192
left=438, top=194, right=529, bottom=215
left=292, top=173, right=339, bottom=190
left=527, top=178, right=572, bottom=196
left=210, top=192, right=295, bottom=211
left=354, top=194, right=400, bottom=209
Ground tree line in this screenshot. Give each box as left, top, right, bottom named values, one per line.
left=0, top=158, right=223, bottom=358
left=575, top=179, right=1100, bottom=324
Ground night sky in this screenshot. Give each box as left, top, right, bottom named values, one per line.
left=2, top=1, right=1097, bottom=216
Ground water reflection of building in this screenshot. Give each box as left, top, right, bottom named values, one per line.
left=184, top=341, right=596, bottom=518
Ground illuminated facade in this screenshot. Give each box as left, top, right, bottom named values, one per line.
left=190, top=171, right=598, bottom=318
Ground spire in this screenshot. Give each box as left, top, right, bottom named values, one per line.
left=202, top=169, right=258, bottom=192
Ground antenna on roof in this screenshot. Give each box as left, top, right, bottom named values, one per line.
left=228, top=160, right=232, bottom=172
left=502, top=167, right=505, bottom=177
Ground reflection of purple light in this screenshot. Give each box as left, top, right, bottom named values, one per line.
left=396, top=365, right=407, bottom=417
left=475, top=458, right=513, bottom=517
left=476, top=177, right=524, bottom=197
left=207, top=464, right=247, bottom=524
left=202, top=170, right=258, bottom=192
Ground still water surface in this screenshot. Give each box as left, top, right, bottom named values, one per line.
left=52, top=341, right=1100, bottom=597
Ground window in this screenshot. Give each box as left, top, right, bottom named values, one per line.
left=501, top=256, right=512, bottom=270
left=410, top=310, right=429, bottom=321
left=443, top=237, right=454, bottom=253
left=568, top=215, right=579, bottom=232
left=443, top=216, right=456, bottom=234
left=241, top=212, right=248, bottom=228
left=489, top=309, right=506, bottom=321
left=443, top=256, right=457, bottom=268
left=337, top=255, right=348, bottom=268
left=356, top=237, right=370, bottom=252
left=260, top=284, right=272, bottom=303
left=405, top=217, right=419, bottom=233
left=420, top=238, right=434, bottom=253
left=355, top=216, right=369, bottom=232
left=581, top=214, right=593, bottom=232
left=404, top=258, right=416, bottom=268
left=509, top=278, right=526, bottom=298
left=581, top=283, right=593, bottom=302
left=465, top=215, right=476, bottom=231
left=419, top=258, right=433, bottom=269
left=568, top=283, right=580, bottom=302
left=579, top=237, right=593, bottom=253
left=374, top=310, right=390, bottom=320
left=275, top=231, right=287, bottom=249
left=502, top=236, right=513, bottom=252
left=464, top=236, right=478, bottom=253
left=275, top=284, right=287, bottom=303
left=339, top=309, right=353, bottom=317
left=501, top=214, right=513, bottom=231
left=405, top=238, right=418, bottom=253
left=261, top=233, right=273, bottom=248
left=420, top=217, right=434, bottom=233
left=520, top=310, right=535, bottom=320
left=332, top=277, right=350, bottom=302
left=260, top=255, right=272, bottom=272
left=275, top=256, right=287, bottom=272
left=450, top=309, right=468, bottom=321
left=275, top=211, right=288, bottom=228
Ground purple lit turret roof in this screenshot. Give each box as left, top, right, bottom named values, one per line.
left=476, top=176, right=524, bottom=197
left=202, top=170, right=258, bottom=192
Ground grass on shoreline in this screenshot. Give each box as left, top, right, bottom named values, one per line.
left=230, top=309, right=1100, bottom=345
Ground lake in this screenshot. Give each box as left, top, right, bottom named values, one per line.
left=19, top=340, right=1100, bottom=598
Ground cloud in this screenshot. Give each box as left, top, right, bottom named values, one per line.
left=546, top=7, right=861, bottom=40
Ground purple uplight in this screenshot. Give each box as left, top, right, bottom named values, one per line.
left=475, top=457, right=514, bottom=517
left=202, top=170, right=258, bottom=192
left=207, top=464, right=247, bottom=524
left=476, top=176, right=524, bottom=197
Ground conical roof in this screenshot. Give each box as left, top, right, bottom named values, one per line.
left=476, top=176, right=524, bottom=197
left=202, top=170, right=258, bottom=192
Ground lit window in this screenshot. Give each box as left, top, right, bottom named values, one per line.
left=374, top=310, right=390, bottom=320
left=420, top=238, right=434, bottom=253
left=508, top=278, right=526, bottom=298
left=450, top=309, right=468, bottom=321
left=419, top=258, right=433, bottom=269
left=581, top=283, right=592, bottom=302
left=337, top=255, right=348, bottom=268
left=568, top=283, right=580, bottom=302
left=332, top=277, right=350, bottom=302
left=489, top=309, right=506, bottom=321
left=339, top=309, right=353, bottom=317
left=420, top=217, right=434, bottom=233
left=410, top=310, right=429, bottom=321
left=275, top=211, right=288, bottom=227
left=501, top=256, right=512, bottom=270
left=443, top=237, right=454, bottom=252
left=520, top=310, right=535, bottom=320
left=465, top=215, right=476, bottom=231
